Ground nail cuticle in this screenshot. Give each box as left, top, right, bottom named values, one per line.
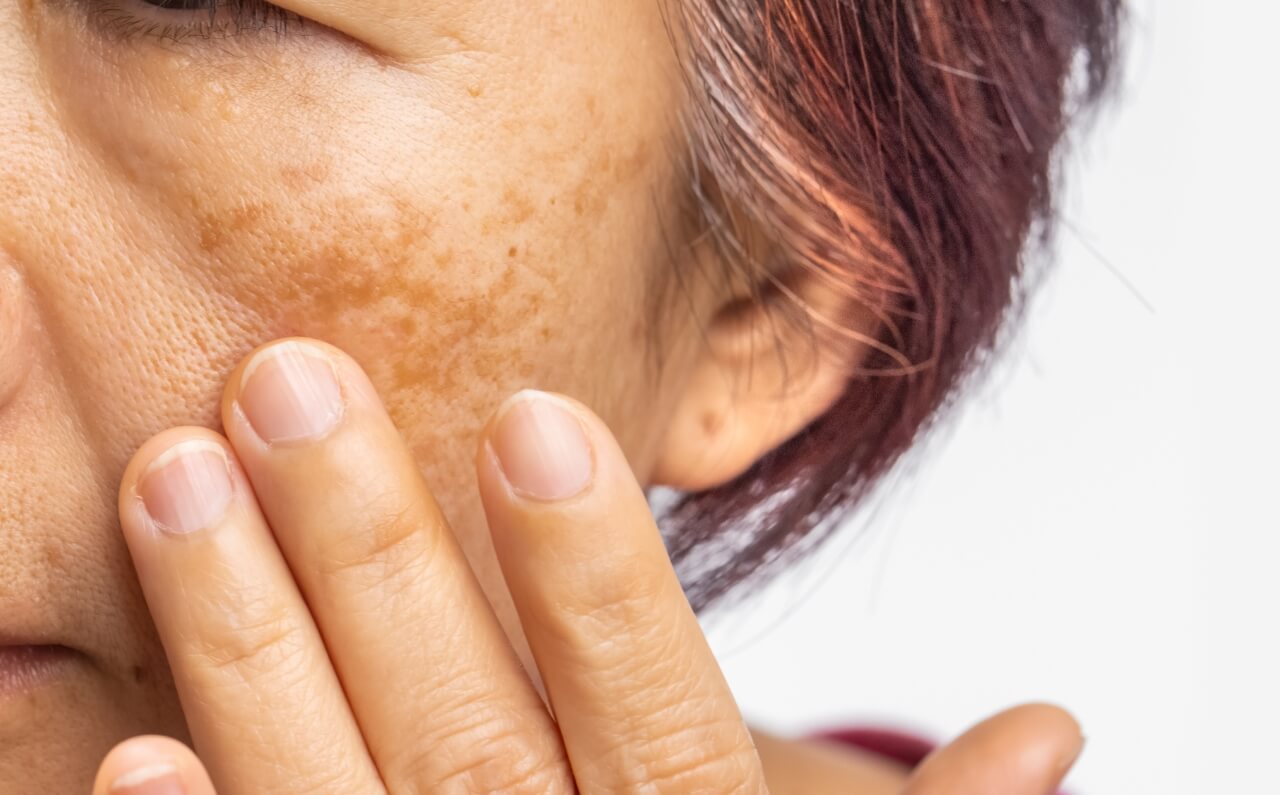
left=137, top=440, right=235, bottom=536
left=238, top=341, right=346, bottom=446
left=486, top=438, right=581, bottom=504
left=109, top=760, right=184, bottom=794
left=489, top=391, right=596, bottom=503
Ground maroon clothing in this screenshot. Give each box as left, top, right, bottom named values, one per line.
left=817, top=727, right=938, bottom=769
left=815, top=726, right=1071, bottom=794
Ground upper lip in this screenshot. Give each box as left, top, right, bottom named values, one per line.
left=0, top=618, right=71, bottom=652
left=0, top=582, right=91, bottom=664
left=0, top=614, right=93, bottom=686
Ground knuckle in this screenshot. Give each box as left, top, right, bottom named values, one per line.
left=554, top=560, right=672, bottom=649
left=393, top=703, right=570, bottom=795
left=259, top=760, right=368, bottom=795
left=602, top=717, right=764, bottom=794
left=192, top=611, right=304, bottom=681
left=186, top=604, right=307, bottom=684
left=317, top=491, right=441, bottom=590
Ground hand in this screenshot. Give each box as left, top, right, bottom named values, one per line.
left=91, top=338, right=1083, bottom=794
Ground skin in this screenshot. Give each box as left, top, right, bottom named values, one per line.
left=0, top=1, right=1085, bottom=791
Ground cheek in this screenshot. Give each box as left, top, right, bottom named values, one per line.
left=21, top=15, right=681, bottom=471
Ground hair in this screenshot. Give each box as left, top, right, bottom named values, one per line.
left=660, top=0, right=1123, bottom=610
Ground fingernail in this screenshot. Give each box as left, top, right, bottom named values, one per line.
left=139, top=441, right=233, bottom=535
left=490, top=391, right=594, bottom=501
left=239, top=341, right=344, bottom=445
left=110, top=761, right=184, bottom=794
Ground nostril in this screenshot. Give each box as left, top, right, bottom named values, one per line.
left=0, top=261, right=35, bottom=413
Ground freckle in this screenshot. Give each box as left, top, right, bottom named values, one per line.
left=701, top=411, right=723, bottom=435
left=467, top=84, right=483, bottom=98
left=198, top=203, right=264, bottom=252
left=41, top=543, right=64, bottom=567
left=131, top=665, right=146, bottom=684
left=507, top=246, right=517, bottom=258
left=502, top=187, right=535, bottom=224
left=391, top=358, right=419, bottom=391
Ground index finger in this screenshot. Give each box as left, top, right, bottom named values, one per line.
left=118, top=428, right=382, bottom=795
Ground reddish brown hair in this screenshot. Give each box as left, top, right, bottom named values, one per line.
left=662, top=0, right=1122, bottom=609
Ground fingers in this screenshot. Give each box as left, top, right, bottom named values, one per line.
left=93, top=736, right=216, bottom=795
left=218, top=340, right=571, bottom=794
left=903, top=703, right=1084, bottom=795
left=117, top=429, right=380, bottom=795
left=475, top=390, right=768, bottom=794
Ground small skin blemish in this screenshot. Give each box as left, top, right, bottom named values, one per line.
left=198, top=203, right=265, bottom=252
left=507, top=246, right=517, bottom=258
left=40, top=542, right=64, bottom=568
left=701, top=411, right=723, bottom=435
left=501, top=186, right=535, bottom=224
left=394, top=316, right=416, bottom=336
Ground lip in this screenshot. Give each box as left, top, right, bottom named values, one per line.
left=0, top=644, right=82, bottom=697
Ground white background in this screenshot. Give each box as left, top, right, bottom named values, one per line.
left=703, top=2, right=1278, bottom=793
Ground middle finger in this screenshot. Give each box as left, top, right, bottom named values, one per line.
left=220, top=338, right=570, bottom=794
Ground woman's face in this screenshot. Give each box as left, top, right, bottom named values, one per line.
left=3, top=2, right=719, bottom=786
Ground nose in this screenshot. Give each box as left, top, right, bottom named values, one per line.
left=0, top=256, right=34, bottom=412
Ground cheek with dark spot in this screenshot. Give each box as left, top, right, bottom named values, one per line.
left=199, top=182, right=563, bottom=423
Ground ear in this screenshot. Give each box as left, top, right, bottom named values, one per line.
left=651, top=265, right=880, bottom=492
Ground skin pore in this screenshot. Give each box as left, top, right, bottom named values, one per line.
left=3, top=1, right=1083, bottom=791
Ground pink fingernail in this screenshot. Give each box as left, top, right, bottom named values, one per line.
left=138, top=441, right=234, bottom=535
left=110, top=761, right=184, bottom=794
left=238, top=341, right=344, bottom=445
left=489, top=391, right=594, bottom=502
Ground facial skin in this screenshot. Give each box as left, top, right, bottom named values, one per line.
left=2, top=2, right=727, bottom=788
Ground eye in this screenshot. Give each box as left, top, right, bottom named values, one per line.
left=77, top=0, right=304, bottom=41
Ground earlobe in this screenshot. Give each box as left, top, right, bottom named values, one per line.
left=651, top=272, right=878, bottom=492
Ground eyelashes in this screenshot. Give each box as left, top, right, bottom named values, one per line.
left=80, top=0, right=305, bottom=42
